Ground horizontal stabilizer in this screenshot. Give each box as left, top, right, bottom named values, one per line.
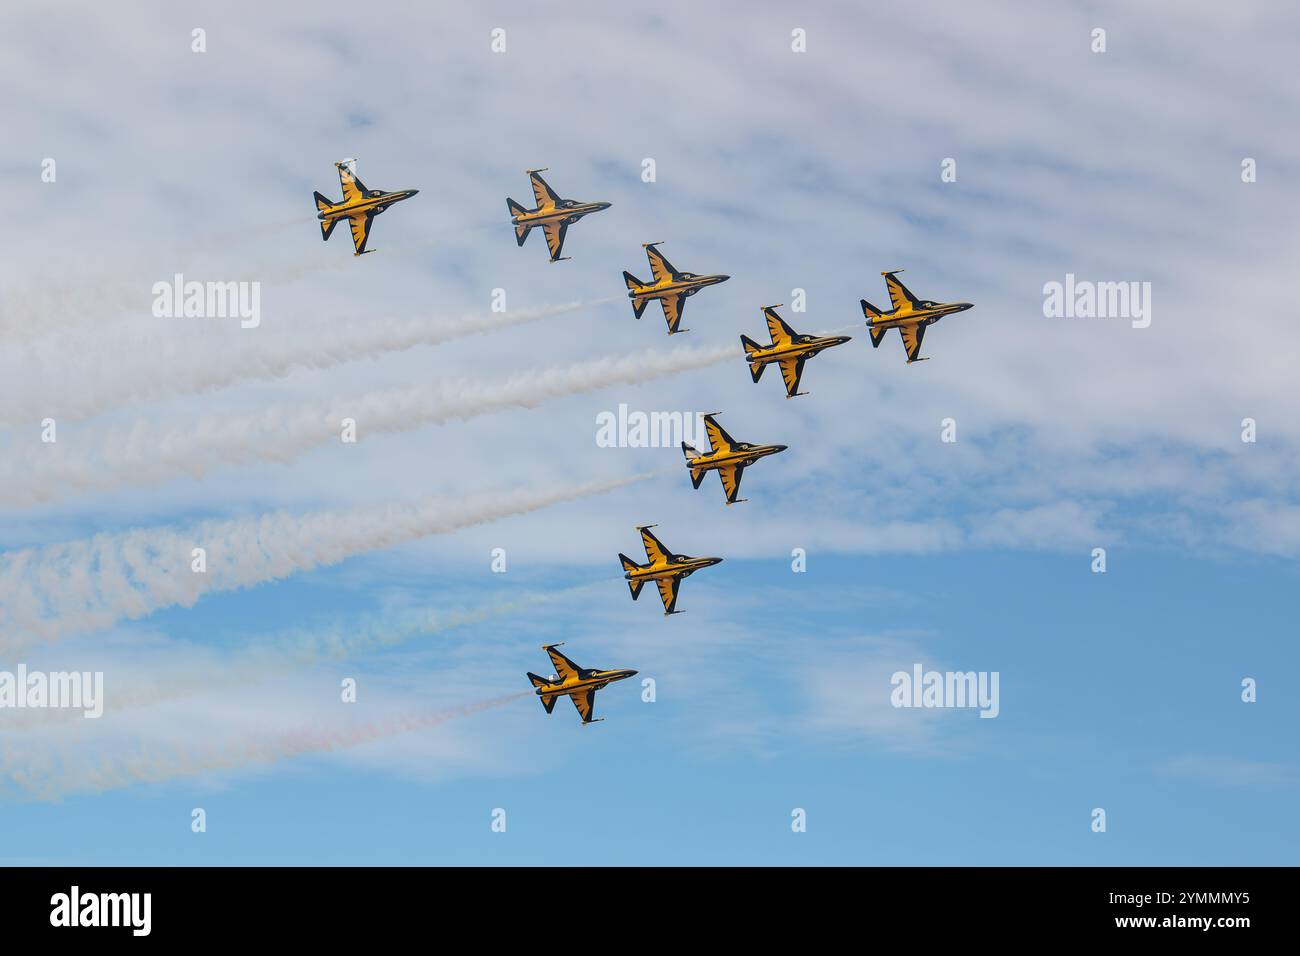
left=507, top=198, right=531, bottom=246
left=526, top=673, right=558, bottom=714
left=618, top=553, right=645, bottom=599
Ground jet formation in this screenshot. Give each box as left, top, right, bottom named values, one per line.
left=313, top=160, right=419, bottom=256
left=507, top=169, right=611, bottom=262
left=623, top=242, right=729, bottom=334
left=526, top=644, right=637, bottom=725
left=305, top=159, right=976, bottom=724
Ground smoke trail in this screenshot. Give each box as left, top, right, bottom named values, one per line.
left=0, top=215, right=327, bottom=344
left=2, top=299, right=614, bottom=424
left=0, top=277, right=147, bottom=344
left=1, top=690, right=530, bottom=801
left=0, top=342, right=738, bottom=507
left=0, top=474, right=648, bottom=648
left=0, top=581, right=607, bottom=730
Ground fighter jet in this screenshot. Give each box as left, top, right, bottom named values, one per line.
left=682, top=413, right=787, bottom=505
left=861, top=270, right=974, bottom=363
left=618, top=525, right=722, bottom=615
left=507, top=168, right=611, bottom=262
left=313, top=160, right=419, bottom=256
left=740, top=305, right=851, bottom=398
left=526, top=643, right=637, bottom=725
left=623, top=242, right=730, bottom=334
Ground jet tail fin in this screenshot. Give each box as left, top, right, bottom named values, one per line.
left=507, top=198, right=531, bottom=246
left=861, top=300, right=889, bottom=348
left=741, top=335, right=766, bottom=382
left=618, top=554, right=645, bottom=599
left=314, top=192, right=339, bottom=241
left=682, top=442, right=708, bottom=488
left=526, top=673, right=558, bottom=713
left=624, top=273, right=650, bottom=319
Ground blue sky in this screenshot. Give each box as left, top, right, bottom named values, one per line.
left=1, top=1, right=1298, bottom=864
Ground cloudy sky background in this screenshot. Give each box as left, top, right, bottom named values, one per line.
left=0, top=1, right=1296, bottom=864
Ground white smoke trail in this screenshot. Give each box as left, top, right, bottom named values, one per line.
left=0, top=474, right=648, bottom=648
left=1, top=299, right=613, bottom=424
left=0, top=276, right=147, bottom=344
left=0, top=342, right=738, bottom=507
left=0, top=581, right=607, bottom=730
left=0, top=690, right=530, bottom=801
left=0, top=216, right=320, bottom=344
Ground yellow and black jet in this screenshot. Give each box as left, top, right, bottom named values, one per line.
left=861, top=270, right=974, bottom=363
left=623, top=242, right=729, bottom=334
left=740, top=305, right=851, bottom=398
left=313, top=160, right=419, bottom=256
left=683, top=413, right=786, bottom=505
left=618, top=525, right=722, bottom=615
left=507, top=168, right=610, bottom=262
left=526, top=643, right=637, bottom=725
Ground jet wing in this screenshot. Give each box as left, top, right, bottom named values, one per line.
left=646, top=244, right=680, bottom=283
left=764, top=307, right=797, bottom=346
left=778, top=356, right=806, bottom=397
left=654, top=576, right=681, bottom=614
left=348, top=211, right=375, bottom=255
left=545, top=645, right=582, bottom=682
left=338, top=163, right=369, bottom=205
left=899, top=323, right=926, bottom=362
left=884, top=272, right=920, bottom=312
left=659, top=294, right=686, bottom=333
left=542, top=220, right=569, bottom=260
left=639, top=526, right=670, bottom=564
left=530, top=171, right=561, bottom=209
left=570, top=688, right=597, bottom=723
left=703, top=414, right=735, bottom=453
left=717, top=464, right=744, bottom=504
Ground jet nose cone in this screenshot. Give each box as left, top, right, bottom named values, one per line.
left=771, top=444, right=789, bottom=454
left=954, top=302, right=973, bottom=312
left=706, top=557, right=723, bottom=567
left=408, top=189, right=420, bottom=197
left=626, top=670, right=639, bottom=678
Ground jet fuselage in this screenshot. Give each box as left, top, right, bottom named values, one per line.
left=624, top=555, right=722, bottom=583
left=688, top=442, right=787, bottom=473
left=318, top=188, right=419, bottom=221
left=630, top=273, right=730, bottom=302
left=511, top=200, right=610, bottom=228
left=868, top=300, right=973, bottom=330
left=750, top=334, right=851, bottom=366
left=533, top=667, right=638, bottom=700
